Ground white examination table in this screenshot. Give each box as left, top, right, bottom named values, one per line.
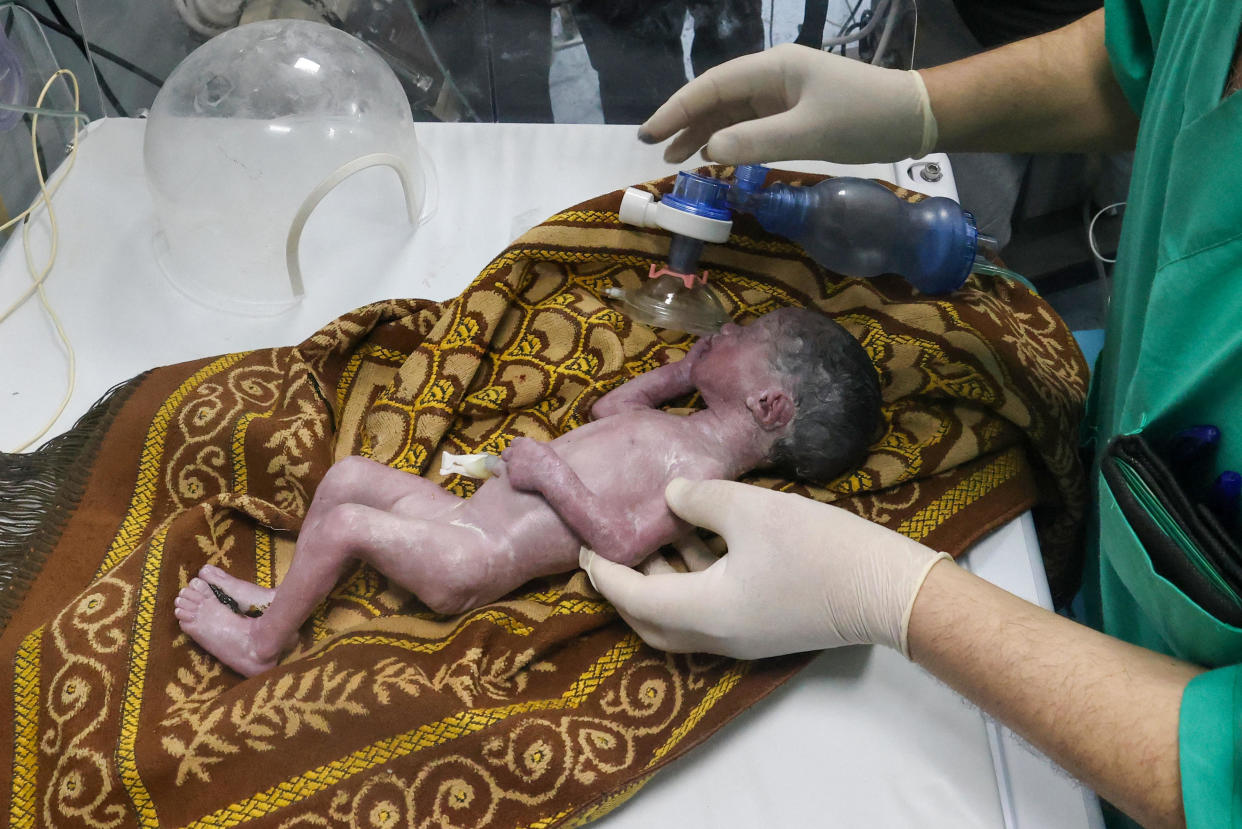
left=0, top=118, right=1103, bottom=828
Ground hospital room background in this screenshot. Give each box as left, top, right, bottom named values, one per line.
left=3, top=0, right=1125, bottom=339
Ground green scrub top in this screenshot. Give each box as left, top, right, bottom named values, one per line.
left=1095, top=0, right=1242, bottom=825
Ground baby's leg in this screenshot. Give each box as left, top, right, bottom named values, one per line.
left=174, top=581, right=294, bottom=676
left=308, top=455, right=459, bottom=520
left=176, top=457, right=462, bottom=674
left=176, top=503, right=501, bottom=677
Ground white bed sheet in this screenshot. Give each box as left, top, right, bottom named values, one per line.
left=0, top=118, right=1102, bottom=828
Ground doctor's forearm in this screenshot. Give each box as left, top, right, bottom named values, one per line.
left=907, top=560, right=1201, bottom=829
left=919, top=9, right=1139, bottom=154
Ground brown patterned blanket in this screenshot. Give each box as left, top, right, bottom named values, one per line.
left=0, top=168, right=1087, bottom=828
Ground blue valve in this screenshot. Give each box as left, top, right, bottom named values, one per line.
left=661, top=172, right=733, bottom=222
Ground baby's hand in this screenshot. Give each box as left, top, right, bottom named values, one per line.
left=685, top=335, right=712, bottom=362
left=591, top=338, right=707, bottom=420
left=590, top=393, right=618, bottom=421
left=501, top=437, right=559, bottom=492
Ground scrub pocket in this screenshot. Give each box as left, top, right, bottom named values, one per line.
left=1100, top=434, right=1242, bottom=665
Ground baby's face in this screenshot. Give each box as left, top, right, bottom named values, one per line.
left=690, top=315, right=784, bottom=402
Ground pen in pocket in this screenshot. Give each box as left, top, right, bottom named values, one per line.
left=1164, top=424, right=1240, bottom=532
left=1208, top=471, right=1241, bottom=532
left=1166, top=424, right=1221, bottom=469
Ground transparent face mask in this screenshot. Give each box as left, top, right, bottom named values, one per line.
left=144, top=19, right=426, bottom=315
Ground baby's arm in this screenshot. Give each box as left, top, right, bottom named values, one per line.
left=502, top=437, right=684, bottom=565
left=591, top=340, right=705, bottom=419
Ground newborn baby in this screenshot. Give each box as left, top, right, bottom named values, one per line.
left=174, top=307, right=881, bottom=676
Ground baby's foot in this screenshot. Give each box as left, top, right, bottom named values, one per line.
left=198, top=565, right=275, bottom=616
left=174, top=578, right=280, bottom=677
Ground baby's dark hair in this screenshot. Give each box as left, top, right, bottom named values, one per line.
left=764, top=308, right=882, bottom=482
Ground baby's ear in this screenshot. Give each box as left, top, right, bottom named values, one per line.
left=747, top=388, right=795, bottom=430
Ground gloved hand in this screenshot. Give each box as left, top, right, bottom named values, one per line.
left=580, top=478, right=951, bottom=659
left=638, top=43, right=937, bottom=165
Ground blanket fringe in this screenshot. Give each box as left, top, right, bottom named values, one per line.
left=0, top=374, right=146, bottom=631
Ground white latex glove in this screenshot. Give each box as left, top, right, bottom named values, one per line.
left=638, top=43, right=937, bottom=165
left=580, top=478, right=951, bottom=659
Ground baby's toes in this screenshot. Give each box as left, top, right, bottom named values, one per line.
left=188, top=577, right=215, bottom=598
left=173, top=590, right=201, bottom=622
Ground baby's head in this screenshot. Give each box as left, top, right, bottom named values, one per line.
left=760, top=307, right=881, bottom=482
left=693, top=307, right=880, bottom=482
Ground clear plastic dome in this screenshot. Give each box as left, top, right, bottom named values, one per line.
left=144, top=19, right=424, bottom=315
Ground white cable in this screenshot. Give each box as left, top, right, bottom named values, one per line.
left=1084, top=199, right=1121, bottom=322
left=870, top=0, right=901, bottom=64
left=0, top=78, right=83, bottom=316
left=2, top=69, right=85, bottom=453
left=908, top=0, right=918, bottom=69
left=829, top=0, right=866, bottom=47
left=1087, top=201, right=1125, bottom=264
left=821, top=0, right=890, bottom=48
left=0, top=121, right=82, bottom=315
left=869, top=0, right=918, bottom=67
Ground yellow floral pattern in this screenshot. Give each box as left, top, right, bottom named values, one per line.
left=0, top=169, right=1086, bottom=828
